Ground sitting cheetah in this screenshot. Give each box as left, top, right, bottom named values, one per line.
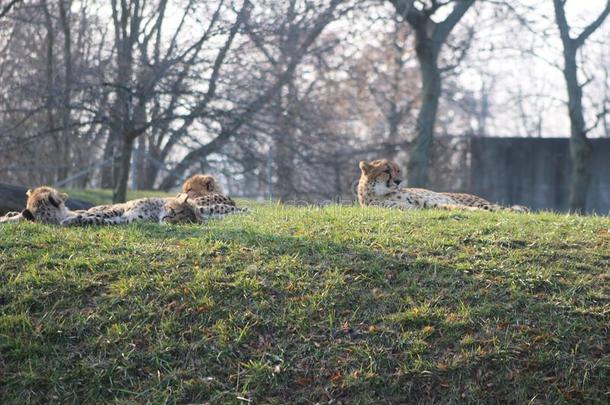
left=357, top=159, right=528, bottom=212
left=162, top=193, right=248, bottom=224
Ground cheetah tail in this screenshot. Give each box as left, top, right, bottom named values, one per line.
left=483, top=204, right=529, bottom=213
left=508, top=205, right=530, bottom=213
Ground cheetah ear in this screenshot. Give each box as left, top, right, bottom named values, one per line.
left=177, top=193, right=189, bottom=204
left=206, top=180, right=214, bottom=191
left=21, top=209, right=34, bottom=221
left=26, top=189, right=33, bottom=197
left=59, top=192, right=69, bottom=202
left=359, top=161, right=372, bottom=174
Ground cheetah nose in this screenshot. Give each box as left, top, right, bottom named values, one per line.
left=394, top=179, right=402, bottom=186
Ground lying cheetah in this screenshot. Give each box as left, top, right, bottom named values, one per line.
left=0, top=186, right=81, bottom=224
left=0, top=174, right=244, bottom=226
left=0, top=185, right=181, bottom=226
left=61, top=196, right=179, bottom=226
left=162, top=194, right=249, bottom=224
left=62, top=174, right=243, bottom=226
left=357, top=159, right=528, bottom=212
left=182, top=174, right=227, bottom=199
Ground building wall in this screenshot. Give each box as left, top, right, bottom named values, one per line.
left=469, top=137, right=610, bottom=213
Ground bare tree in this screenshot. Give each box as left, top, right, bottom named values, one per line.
left=389, top=0, right=475, bottom=187
left=352, top=14, right=418, bottom=160
left=0, top=0, right=110, bottom=187
left=552, top=0, right=610, bottom=212
left=104, top=0, right=251, bottom=202
left=57, top=0, right=73, bottom=180
left=158, top=0, right=346, bottom=191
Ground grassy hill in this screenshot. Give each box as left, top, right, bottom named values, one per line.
left=0, top=201, right=609, bottom=403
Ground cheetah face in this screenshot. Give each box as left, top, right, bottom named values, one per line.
left=24, top=186, right=70, bottom=224
left=181, top=174, right=222, bottom=199
left=359, top=159, right=403, bottom=196
left=162, top=194, right=197, bottom=224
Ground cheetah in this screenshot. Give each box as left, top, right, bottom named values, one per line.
left=182, top=174, right=229, bottom=200
left=62, top=174, right=245, bottom=226
left=0, top=186, right=83, bottom=224
left=162, top=193, right=248, bottom=224
left=357, top=159, right=528, bottom=212
left=0, top=186, right=174, bottom=226
left=0, top=172, right=245, bottom=226
left=60, top=196, right=179, bottom=226
left=0, top=185, right=191, bottom=226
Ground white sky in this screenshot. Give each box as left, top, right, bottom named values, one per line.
left=86, top=0, right=610, bottom=139
left=458, top=0, right=610, bottom=137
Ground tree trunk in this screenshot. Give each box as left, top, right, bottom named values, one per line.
left=42, top=0, right=57, bottom=185
left=390, top=0, right=474, bottom=187
left=113, top=135, right=134, bottom=203
left=552, top=0, right=610, bottom=212
left=385, top=106, right=401, bottom=160
left=274, top=86, right=296, bottom=201
left=58, top=0, right=72, bottom=182
left=109, top=0, right=138, bottom=202
left=409, top=33, right=440, bottom=187
left=562, top=46, right=592, bottom=212
left=133, top=136, right=147, bottom=189
left=141, top=156, right=160, bottom=190
left=100, top=131, right=116, bottom=188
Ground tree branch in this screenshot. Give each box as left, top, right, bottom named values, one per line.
left=575, top=0, right=610, bottom=47
left=552, top=0, right=573, bottom=46
left=0, top=0, right=20, bottom=19
left=159, top=0, right=343, bottom=190
left=432, top=0, right=475, bottom=46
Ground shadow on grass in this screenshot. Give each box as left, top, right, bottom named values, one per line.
left=1, top=222, right=608, bottom=403
left=114, top=223, right=609, bottom=403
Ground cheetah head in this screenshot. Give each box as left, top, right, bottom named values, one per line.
left=357, top=159, right=403, bottom=201
left=162, top=193, right=197, bottom=224
left=23, top=186, right=70, bottom=224
left=181, top=174, right=222, bottom=199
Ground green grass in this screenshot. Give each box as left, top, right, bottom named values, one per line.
left=62, top=188, right=175, bottom=205
left=1, top=204, right=609, bottom=403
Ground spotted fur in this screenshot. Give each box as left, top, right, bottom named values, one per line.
left=60, top=197, right=174, bottom=226
left=0, top=186, right=86, bottom=224
left=0, top=210, right=29, bottom=223
left=162, top=193, right=248, bottom=224
left=357, top=159, right=529, bottom=212
left=61, top=174, right=245, bottom=226
left=0, top=174, right=242, bottom=227
left=182, top=174, right=224, bottom=199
